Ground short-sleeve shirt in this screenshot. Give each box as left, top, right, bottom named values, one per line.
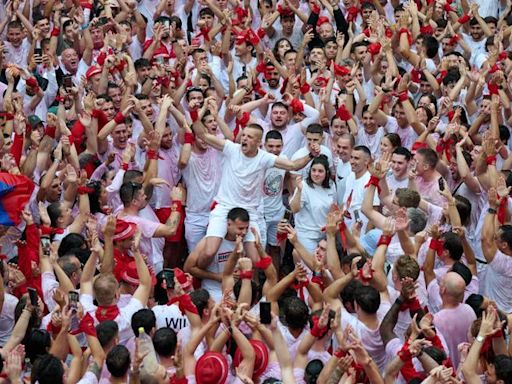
left=484, top=251, right=512, bottom=313
left=215, top=141, right=277, bottom=211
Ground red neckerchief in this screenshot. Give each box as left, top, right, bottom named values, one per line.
left=96, top=304, right=120, bottom=322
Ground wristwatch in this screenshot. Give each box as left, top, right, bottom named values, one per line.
left=476, top=334, right=485, bottom=343
left=488, top=207, right=498, bottom=215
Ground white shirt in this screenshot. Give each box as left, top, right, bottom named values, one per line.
left=336, top=160, right=352, bottom=206
left=294, top=179, right=337, bottom=236
left=263, top=154, right=287, bottom=221
left=0, top=293, right=18, bottom=346
left=215, top=141, right=277, bottom=212
left=484, top=250, right=512, bottom=313
left=343, top=171, right=380, bottom=232
left=153, top=303, right=189, bottom=331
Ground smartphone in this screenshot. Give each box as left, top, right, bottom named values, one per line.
left=356, top=254, right=366, bottom=270
left=62, top=75, right=73, bottom=90
left=97, top=17, right=108, bottom=26
left=40, top=236, right=51, bottom=257
left=28, top=287, right=38, bottom=307
left=160, top=268, right=175, bottom=289
left=354, top=209, right=361, bottom=223
left=164, top=19, right=170, bottom=28
left=155, top=56, right=165, bottom=64
left=68, top=291, right=80, bottom=332
left=438, top=177, right=445, bottom=191
left=260, top=302, right=271, bottom=324
left=34, top=48, right=42, bottom=56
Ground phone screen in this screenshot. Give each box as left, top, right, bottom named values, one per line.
left=28, top=287, right=38, bottom=306
left=438, top=178, right=445, bottom=191
left=260, top=302, right=271, bottom=324
left=40, top=236, right=51, bottom=256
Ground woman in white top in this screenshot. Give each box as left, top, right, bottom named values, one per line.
left=290, top=155, right=337, bottom=253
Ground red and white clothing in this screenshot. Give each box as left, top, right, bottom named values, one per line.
left=80, top=294, right=143, bottom=345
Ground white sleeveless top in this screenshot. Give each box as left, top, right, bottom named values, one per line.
left=202, top=238, right=235, bottom=302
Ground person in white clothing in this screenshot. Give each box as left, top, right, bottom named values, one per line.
left=262, top=130, right=289, bottom=268
left=290, top=124, right=334, bottom=186
left=290, top=155, right=337, bottom=253
left=184, top=207, right=245, bottom=302
left=343, top=145, right=380, bottom=232
left=190, top=98, right=321, bottom=263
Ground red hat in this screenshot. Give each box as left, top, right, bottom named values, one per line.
left=233, top=340, right=269, bottom=377
left=195, top=352, right=228, bottom=384
left=121, top=261, right=140, bottom=286
left=113, top=220, right=137, bottom=242
left=317, top=16, right=330, bottom=27
left=86, top=66, right=102, bottom=80
left=174, top=268, right=192, bottom=291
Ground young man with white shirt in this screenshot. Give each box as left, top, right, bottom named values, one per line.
left=386, top=147, right=412, bottom=196
left=191, top=101, right=320, bottom=264
left=343, top=145, right=379, bottom=232
left=290, top=123, right=334, bottom=184
left=481, top=194, right=512, bottom=314
left=262, top=130, right=289, bottom=267
left=259, top=100, right=321, bottom=159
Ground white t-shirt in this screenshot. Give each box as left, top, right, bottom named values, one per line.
left=343, top=171, right=380, bottom=232
left=336, top=160, right=352, bottom=206
left=215, top=141, right=277, bottom=212
left=385, top=116, right=418, bottom=150
left=202, top=238, right=235, bottom=302
left=263, top=155, right=288, bottom=221
left=484, top=250, right=512, bottom=313
left=294, top=180, right=337, bottom=236
left=0, top=293, right=18, bottom=346
left=153, top=303, right=189, bottom=331
left=182, top=148, right=222, bottom=214
left=80, top=294, right=143, bottom=345
left=356, top=127, right=385, bottom=157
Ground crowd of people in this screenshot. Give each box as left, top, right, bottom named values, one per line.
left=0, top=0, right=512, bottom=382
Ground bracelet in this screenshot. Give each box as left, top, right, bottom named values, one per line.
left=147, top=149, right=159, bottom=160
left=488, top=207, right=498, bottom=215
left=122, top=163, right=129, bottom=171
left=486, top=155, right=497, bottom=165
left=114, top=112, right=126, bottom=124
left=398, top=91, right=409, bottom=102
left=377, top=235, right=392, bottom=246
left=184, top=132, right=195, bottom=144
left=239, top=270, right=254, bottom=280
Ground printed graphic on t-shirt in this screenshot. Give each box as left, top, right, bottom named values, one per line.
left=218, top=252, right=230, bottom=263
left=264, top=170, right=284, bottom=197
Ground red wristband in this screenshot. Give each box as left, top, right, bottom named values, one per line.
left=289, top=98, right=304, bottom=114
left=256, top=27, right=266, bottom=39
left=184, top=132, right=195, bottom=144
left=254, top=256, right=272, bottom=270
left=310, top=315, right=328, bottom=338
left=239, top=270, right=254, bottom=280
left=443, top=3, right=454, bottom=12
left=311, top=4, right=320, bottom=14
left=114, top=112, right=125, bottom=124
left=121, top=163, right=129, bottom=171
left=335, top=105, right=352, bottom=121
left=77, top=186, right=95, bottom=195
left=398, top=91, right=409, bottom=102
left=398, top=341, right=413, bottom=362
left=488, top=82, right=499, bottom=95
left=4, top=113, right=14, bottom=121
left=147, top=149, right=159, bottom=160
left=486, top=155, right=497, bottom=165
left=51, top=27, right=61, bottom=36
left=429, top=238, right=444, bottom=256
left=377, top=235, right=392, bottom=247
left=299, top=82, right=311, bottom=95
left=458, top=14, right=471, bottom=24
left=364, top=175, right=381, bottom=194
